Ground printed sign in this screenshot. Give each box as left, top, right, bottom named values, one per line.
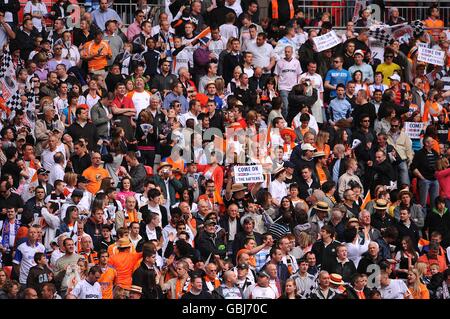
left=404, top=122, right=424, bottom=139
left=417, top=47, right=445, bottom=66
left=313, top=31, right=342, bottom=52
left=234, top=165, right=264, bottom=184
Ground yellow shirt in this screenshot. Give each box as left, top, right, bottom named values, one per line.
left=376, top=63, right=401, bottom=86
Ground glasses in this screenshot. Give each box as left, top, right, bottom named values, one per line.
left=385, top=55, right=394, bottom=59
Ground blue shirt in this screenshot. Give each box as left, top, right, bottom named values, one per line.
left=329, top=97, right=352, bottom=122
left=162, top=92, right=189, bottom=113
left=92, top=8, right=122, bottom=31
left=325, top=68, right=352, bottom=98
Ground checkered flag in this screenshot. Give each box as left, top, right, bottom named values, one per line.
left=0, top=44, right=14, bottom=78
left=5, top=88, right=21, bottom=109
left=368, top=25, right=393, bottom=46
left=412, top=20, right=425, bottom=38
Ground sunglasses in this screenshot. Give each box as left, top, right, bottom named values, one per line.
left=385, top=55, right=394, bottom=58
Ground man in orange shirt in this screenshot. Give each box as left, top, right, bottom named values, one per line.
left=81, top=29, right=112, bottom=76
left=108, top=238, right=142, bottom=288
left=423, top=5, right=444, bottom=42
left=98, top=249, right=117, bottom=299
left=82, top=152, right=110, bottom=195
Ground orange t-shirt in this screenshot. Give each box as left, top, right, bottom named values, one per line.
left=108, top=251, right=143, bottom=288
left=424, top=18, right=444, bottom=40
left=98, top=266, right=117, bottom=299
left=107, top=242, right=136, bottom=256
left=82, top=40, right=113, bottom=72
left=82, top=166, right=110, bottom=194
left=316, top=165, right=328, bottom=185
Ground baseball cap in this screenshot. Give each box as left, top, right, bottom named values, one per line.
left=354, top=49, right=365, bottom=56
left=71, top=189, right=84, bottom=198
left=37, top=168, right=50, bottom=175
left=389, top=74, right=401, bottom=82
left=301, top=143, right=316, bottom=151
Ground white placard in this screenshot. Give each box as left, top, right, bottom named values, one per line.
left=234, top=165, right=264, bottom=184
left=417, top=47, right=445, bottom=66
left=313, top=31, right=342, bottom=52
left=404, top=122, right=424, bottom=139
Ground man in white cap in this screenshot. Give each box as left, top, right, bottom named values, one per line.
left=348, top=49, right=374, bottom=84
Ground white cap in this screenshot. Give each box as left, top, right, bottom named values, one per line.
left=389, top=73, right=401, bottom=82
left=301, top=143, right=316, bottom=151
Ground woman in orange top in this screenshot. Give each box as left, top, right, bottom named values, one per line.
left=407, top=268, right=430, bottom=299
left=423, top=90, right=447, bottom=124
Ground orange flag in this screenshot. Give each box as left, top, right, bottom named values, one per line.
left=361, top=191, right=371, bottom=210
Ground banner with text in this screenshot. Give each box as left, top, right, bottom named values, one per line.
left=234, top=165, right=264, bottom=184
left=404, top=122, right=424, bottom=139
left=313, top=31, right=342, bottom=52
left=417, top=47, right=445, bottom=66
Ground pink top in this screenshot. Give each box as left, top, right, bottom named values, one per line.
left=436, top=168, right=450, bottom=199
left=127, top=22, right=142, bottom=42
left=117, top=190, right=136, bottom=207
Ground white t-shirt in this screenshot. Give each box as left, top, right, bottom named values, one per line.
left=244, top=284, right=278, bottom=299
left=219, top=24, right=239, bottom=41
left=299, top=72, right=324, bottom=94
left=380, top=279, right=410, bottom=299
left=13, top=241, right=46, bottom=284
left=85, top=93, right=101, bottom=113
left=130, top=91, right=151, bottom=119
left=24, top=1, right=48, bottom=32
left=172, top=47, right=191, bottom=76
left=71, top=279, right=102, bottom=299
left=268, top=179, right=288, bottom=204
left=246, top=42, right=275, bottom=70
left=209, top=38, right=227, bottom=60
left=49, top=164, right=66, bottom=186
left=274, top=58, right=302, bottom=91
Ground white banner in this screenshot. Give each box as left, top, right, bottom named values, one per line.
left=417, top=47, right=445, bottom=66
left=404, top=122, right=424, bottom=139
left=313, top=31, right=342, bottom=52
left=234, top=165, right=264, bottom=184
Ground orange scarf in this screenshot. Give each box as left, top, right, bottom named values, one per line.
left=173, top=278, right=191, bottom=299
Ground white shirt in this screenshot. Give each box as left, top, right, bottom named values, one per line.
left=85, top=93, right=101, bottom=113
left=208, top=38, right=227, bottom=60
left=246, top=41, right=275, bottom=70
left=172, top=47, right=191, bottom=76
left=219, top=24, right=239, bottom=41
left=268, top=179, right=288, bottom=204
left=130, top=91, right=151, bottom=119
left=244, top=284, right=278, bottom=299
left=228, top=218, right=237, bottom=241
left=179, top=111, right=199, bottom=127
left=379, top=279, right=409, bottom=299
left=41, top=148, right=59, bottom=172
left=13, top=241, right=46, bottom=284
left=24, top=1, right=48, bottom=32
left=299, top=72, right=324, bottom=94
left=345, top=239, right=369, bottom=268
left=71, top=279, right=102, bottom=299
left=49, top=164, right=66, bottom=187
left=145, top=225, right=158, bottom=241
left=274, top=58, right=302, bottom=91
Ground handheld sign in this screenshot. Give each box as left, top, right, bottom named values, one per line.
left=313, top=31, right=342, bottom=52
left=404, top=122, right=424, bottom=139
left=417, top=47, right=445, bottom=66
left=234, top=165, right=264, bottom=184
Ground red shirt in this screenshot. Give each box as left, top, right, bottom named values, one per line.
left=112, top=95, right=135, bottom=109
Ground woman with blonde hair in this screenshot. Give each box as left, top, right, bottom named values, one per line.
left=407, top=268, right=430, bottom=299
left=215, top=77, right=227, bottom=108
left=63, top=172, right=78, bottom=197
left=314, top=130, right=331, bottom=158
left=415, top=261, right=431, bottom=285
left=226, top=66, right=242, bottom=95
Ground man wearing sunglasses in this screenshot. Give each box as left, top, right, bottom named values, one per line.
left=375, top=48, right=401, bottom=86
left=324, top=56, right=352, bottom=100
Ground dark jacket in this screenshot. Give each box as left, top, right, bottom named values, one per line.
left=357, top=252, right=387, bottom=275
left=395, top=220, right=420, bottom=248
left=324, top=258, right=357, bottom=283
left=351, top=103, right=377, bottom=129
left=139, top=205, right=169, bottom=228
left=66, top=121, right=99, bottom=152
left=90, top=102, right=110, bottom=138
left=129, top=163, right=147, bottom=193
left=424, top=207, right=450, bottom=245
left=195, top=230, right=227, bottom=260
left=371, top=212, right=395, bottom=232
left=153, top=175, right=184, bottom=207
left=132, top=261, right=163, bottom=299
left=222, top=52, right=243, bottom=84
left=83, top=218, right=103, bottom=251
left=411, top=147, right=439, bottom=181
left=219, top=215, right=243, bottom=242
left=311, top=240, right=340, bottom=269
left=297, top=178, right=321, bottom=201
left=287, top=88, right=318, bottom=125
left=231, top=231, right=263, bottom=261
left=26, top=264, right=52, bottom=295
